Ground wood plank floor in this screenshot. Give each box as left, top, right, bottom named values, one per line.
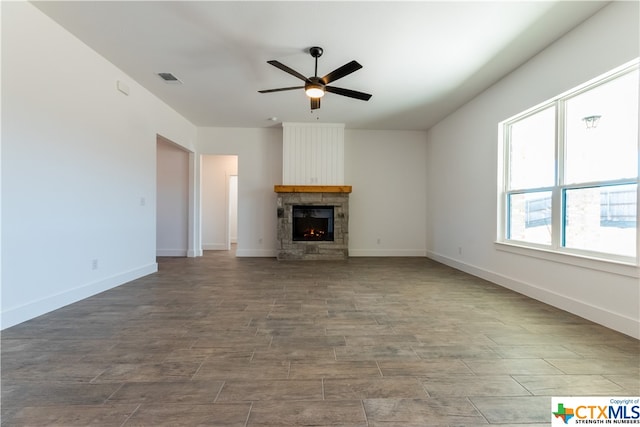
left=2, top=249, right=639, bottom=426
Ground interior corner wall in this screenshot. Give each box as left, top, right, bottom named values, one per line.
left=345, top=129, right=428, bottom=256
left=201, top=155, right=238, bottom=250
left=425, top=1, right=640, bottom=338
left=156, top=137, right=190, bottom=256
left=1, top=2, right=197, bottom=329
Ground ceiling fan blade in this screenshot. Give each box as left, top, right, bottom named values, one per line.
left=258, top=86, right=304, bottom=94
left=325, top=86, right=372, bottom=101
left=267, top=60, right=308, bottom=82
left=310, top=97, right=321, bottom=110
left=321, top=60, right=362, bottom=84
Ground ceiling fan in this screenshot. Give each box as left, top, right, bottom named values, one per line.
left=258, top=46, right=372, bottom=110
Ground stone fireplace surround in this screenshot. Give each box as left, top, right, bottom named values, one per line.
left=275, top=185, right=351, bottom=260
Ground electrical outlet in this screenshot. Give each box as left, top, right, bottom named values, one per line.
left=92, top=259, right=99, bottom=270
left=377, top=238, right=381, bottom=245
left=258, top=238, right=263, bottom=244
left=458, top=247, right=462, bottom=255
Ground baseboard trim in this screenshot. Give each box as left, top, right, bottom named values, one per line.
left=1, top=263, right=158, bottom=330
left=426, top=251, right=640, bottom=339
left=202, top=243, right=227, bottom=251
left=187, top=249, right=201, bottom=258
left=236, top=249, right=278, bottom=257
left=156, top=249, right=187, bottom=257
left=350, top=249, right=427, bottom=257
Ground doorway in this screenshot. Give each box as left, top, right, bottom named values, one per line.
left=201, top=155, right=238, bottom=252
left=156, top=136, right=190, bottom=256
left=228, top=175, right=238, bottom=249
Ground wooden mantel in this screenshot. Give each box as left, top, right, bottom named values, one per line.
left=274, top=185, right=352, bottom=194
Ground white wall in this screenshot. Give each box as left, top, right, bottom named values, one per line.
left=346, top=130, right=427, bottom=256
left=1, top=3, right=196, bottom=329
left=426, top=1, right=640, bottom=338
left=156, top=137, right=190, bottom=256
left=201, top=155, right=238, bottom=250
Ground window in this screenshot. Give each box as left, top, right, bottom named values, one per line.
left=500, top=60, right=639, bottom=262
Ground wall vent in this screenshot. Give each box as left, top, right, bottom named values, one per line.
left=157, top=72, right=182, bottom=84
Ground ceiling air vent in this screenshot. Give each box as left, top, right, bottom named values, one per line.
left=157, top=72, right=182, bottom=84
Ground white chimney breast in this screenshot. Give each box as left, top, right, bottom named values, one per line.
left=282, top=122, right=345, bottom=185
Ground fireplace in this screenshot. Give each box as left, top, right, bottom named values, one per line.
left=293, top=206, right=334, bottom=241
left=275, top=185, right=350, bottom=260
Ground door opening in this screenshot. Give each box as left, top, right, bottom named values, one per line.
left=201, top=155, right=238, bottom=253
left=228, top=175, right=238, bottom=249
left=156, top=135, right=190, bottom=257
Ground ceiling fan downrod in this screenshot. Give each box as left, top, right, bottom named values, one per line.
left=309, top=46, right=323, bottom=77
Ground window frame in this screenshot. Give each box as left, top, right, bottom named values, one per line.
left=497, top=59, right=639, bottom=273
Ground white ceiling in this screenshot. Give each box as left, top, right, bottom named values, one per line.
left=32, top=1, right=608, bottom=130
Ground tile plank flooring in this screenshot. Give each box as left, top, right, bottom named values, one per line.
left=2, top=250, right=639, bottom=426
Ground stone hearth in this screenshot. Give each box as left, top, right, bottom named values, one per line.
left=275, top=186, right=350, bottom=260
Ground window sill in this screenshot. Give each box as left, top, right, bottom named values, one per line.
left=494, top=241, right=639, bottom=278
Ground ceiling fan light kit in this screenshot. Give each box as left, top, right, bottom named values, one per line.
left=305, top=79, right=325, bottom=98
left=259, top=46, right=372, bottom=110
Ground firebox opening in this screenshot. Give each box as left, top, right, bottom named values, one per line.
left=292, top=205, right=334, bottom=241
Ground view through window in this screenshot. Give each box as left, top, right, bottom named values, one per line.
left=501, top=60, right=639, bottom=261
